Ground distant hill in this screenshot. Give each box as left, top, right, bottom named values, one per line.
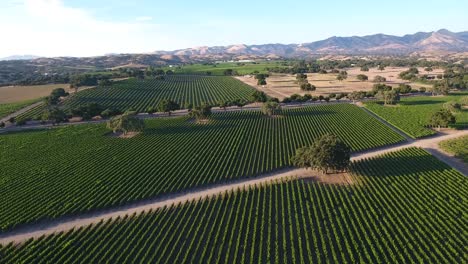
left=0, top=55, right=41, bottom=61
left=155, top=29, right=468, bottom=57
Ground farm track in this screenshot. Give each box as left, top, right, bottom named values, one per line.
left=0, top=129, right=466, bottom=245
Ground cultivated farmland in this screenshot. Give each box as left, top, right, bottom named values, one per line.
left=0, top=104, right=404, bottom=231
left=1, top=148, right=465, bottom=264
left=365, top=93, right=468, bottom=138
left=0, top=99, right=40, bottom=119
left=64, top=75, right=255, bottom=112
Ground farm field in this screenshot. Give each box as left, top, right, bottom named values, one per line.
left=0, top=99, right=40, bottom=119
left=161, top=61, right=285, bottom=76
left=64, top=75, right=254, bottom=112
left=439, top=135, right=468, bottom=163
left=1, top=148, right=465, bottom=264
left=238, top=67, right=442, bottom=99
left=0, top=84, right=70, bottom=104
left=365, top=93, right=468, bottom=138
left=0, top=104, right=405, bottom=231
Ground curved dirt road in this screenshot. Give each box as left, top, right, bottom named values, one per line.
left=0, top=129, right=466, bottom=245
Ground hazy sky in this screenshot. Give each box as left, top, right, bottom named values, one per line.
left=1, top=0, right=467, bottom=57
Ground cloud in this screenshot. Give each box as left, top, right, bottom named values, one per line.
left=0, top=0, right=171, bottom=57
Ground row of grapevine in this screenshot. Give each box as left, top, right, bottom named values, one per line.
left=364, top=92, right=468, bottom=138
left=0, top=104, right=405, bottom=231
left=66, top=75, right=255, bottom=112
left=1, top=148, right=465, bottom=263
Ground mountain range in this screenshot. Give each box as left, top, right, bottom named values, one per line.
left=153, top=29, right=468, bottom=58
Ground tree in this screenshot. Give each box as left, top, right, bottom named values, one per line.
left=300, top=83, right=316, bottom=91
left=41, top=107, right=68, bottom=125
left=250, top=91, right=268, bottom=103
left=261, top=101, right=281, bottom=116
left=461, top=96, right=468, bottom=106
left=101, top=108, right=122, bottom=118
left=44, top=95, right=60, bottom=107
left=336, top=74, right=347, bottom=81
left=347, top=91, right=365, bottom=102
left=70, top=103, right=104, bottom=120
left=378, top=65, right=385, bottom=71
left=360, top=66, right=369, bottom=72
left=377, top=90, right=400, bottom=105
left=425, top=67, right=433, bottom=72
left=190, top=102, right=212, bottom=122
left=290, top=134, right=351, bottom=174
left=218, top=100, right=231, bottom=111
left=50, top=88, right=69, bottom=98
left=429, top=109, right=455, bottom=130
left=373, top=75, right=387, bottom=83
left=356, top=74, right=368, bottom=81
left=157, top=99, right=180, bottom=116
left=223, top=69, right=234, bottom=76
left=0, top=122, right=4, bottom=128
left=107, top=113, right=145, bottom=135
left=98, top=78, right=113, bottom=87
left=233, top=98, right=248, bottom=108
left=443, top=101, right=462, bottom=113
left=257, top=78, right=267, bottom=85
left=372, top=83, right=392, bottom=93
left=396, top=84, right=412, bottom=94
left=430, top=81, right=450, bottom=96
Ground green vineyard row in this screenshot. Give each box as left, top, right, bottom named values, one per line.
left=1, top=148, right=465, bottom=263
left=0, top=104, right=404, bottom=231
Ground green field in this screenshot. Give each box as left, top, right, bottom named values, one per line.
left=1, top=148, right=465, bottom=264
left=365, top=93, right=468, bottom=138
left=0, top=104, right=404, bottom=231
left=162, top=61, right=285, bottom=76
left=0, top=99, right=40, bottom=119
left=439, top=135, right=468, bottom=163
left=66, top=75, right=254, bottom=112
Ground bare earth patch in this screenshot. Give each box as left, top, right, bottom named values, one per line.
left=296, top=169, right=355, bottom=185
left=237, top=67, right=443, bottom=100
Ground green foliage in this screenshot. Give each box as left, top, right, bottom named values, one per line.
left=1, top=148, right=465, bottom=263
left=0, top=104, right=405, bottom=230
left=261, top=101, right=281, bottom=116
left=376, top=90, right=400, bottom=105
left=63, top=76, right=254, bottom=112
left=300, top=83, right=316, bottom=91
left=250, top=90, right=268, bottom=102
left=0, top=99, right=40, bottom=119
left=356, top=74, right=368, bottom=81
left=70, top=103, right=104, bottom=120
left=360, top=66, right=369, bottom=71
left=395, top=84, right=412, bottom=94
left=190, top=102, right=212, bottom=121
left=290, top=134, right=350, bottom=173
left=429, top=109, right=455, bottom=128
left=373, top=75, right=387, bottom=83
left=157, top=99, right=180, bottom=115
left=365, top=93, right=468, bottom=138
left=107, top=113, right=145, bottom=135
left=439, top=136, right=468, bottom=163
left=41, top=107, right=68, bottom=124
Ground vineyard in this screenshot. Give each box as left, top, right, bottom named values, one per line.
left=64, top=75, right=254, bottom=112
left=439, top=135, right=468, bottom=163
left=365, top=93, right=468, bottom=138
left=160, top=61, right=283, bottom=76
left=0, top=104, right=405, bottom=231
left=1, top=148, right=465, bottom=263
left=0, top=99, right=39, bottom=119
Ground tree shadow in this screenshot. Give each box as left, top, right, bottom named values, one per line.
left=399, top=100, right=445, bottom=106
left=352, top=150, right=451, bottom=178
